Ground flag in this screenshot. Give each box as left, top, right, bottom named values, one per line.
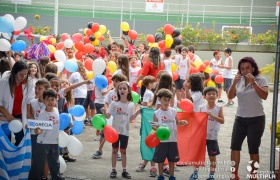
left=0, top=127, right=31, bottom=180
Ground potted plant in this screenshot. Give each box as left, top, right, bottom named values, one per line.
left=260, top=57, right=280, bottom=92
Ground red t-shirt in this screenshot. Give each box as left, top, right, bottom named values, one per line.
left=141, top=60, right=163, bottom=78
left=12, top=82, right=24, bottom=115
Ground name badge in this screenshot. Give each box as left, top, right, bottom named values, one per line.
left=27, top=119, right=53, bottom=130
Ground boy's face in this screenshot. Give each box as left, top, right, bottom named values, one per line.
left=204, top=91, right=218, bottom=102
left=43, top=96, right=56, bottom=109
left=158, top=97, right=171, bottom=108
left=113, top=79, right=121, bottom=89
left=181, top=50, right=187, bottom=57
left=35, top=84, right=46, bottom=98
left=151, top=82, right=157, bottom=89
left=50, top=80, right=61, bottom=93
left=224, top=52, right=229, bottom=57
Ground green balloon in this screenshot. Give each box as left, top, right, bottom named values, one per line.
left=132, top=91, right=140, bottom=104
left=91, top=114, right=106, bottom=130
left=156, top=126, right=170, bottom=141
left=177, top=108, right=183, bottom=112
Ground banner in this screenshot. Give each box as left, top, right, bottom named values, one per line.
left=145, top=0, right=164, bottom=13
left=27, top=119, right=53, bottom=130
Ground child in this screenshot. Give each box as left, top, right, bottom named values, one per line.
left=28, top=89, right=64, bottom=180
left=27, top=61, right=41, bottom=86
left=187, top=45, right=200, bottom=62
left=163, top=49, right=172, bottom=76
left=152, top=88, right=188, bottom=180
left=219, top=48, right=234, bottom=106
left=129, top=56, right=141, bottom=91
left=102, top=81, right=141, bottom=179
left=189, top=87, right=224, bottom=180
left=113, top=54, right=130, bottom=82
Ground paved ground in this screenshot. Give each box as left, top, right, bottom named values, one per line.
left=63, top=92, right=280, bottom=180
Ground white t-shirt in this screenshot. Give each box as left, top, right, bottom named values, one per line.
left=95, top=87, right=107, bottom=104
left=107, top=101, right=135, bottom=136
left=113, top=69, right=123, bottom=77
left=163, top=58, right=172, bottom=75
left=174, top=54, right=182, bottom=67
left=210, top=58, right=222, bottom=74
left=36, top=108, right=60, bottom=144
left=154, top=107, right=177, bottom=142
left=190, top=90, right=204, bottom=112
left=200, top=104, right=221, bottom=140
left=129, top=66, right=141, bottom=86
left=69, top=72, right=87, bottom=98
left=104, top=89, right=118, bottom=104
left=178, top=57, right=189, bottom=80
left=142, top=89, right=154, bottom=107
left=223, top=56, right=233, bottom=79
left=30, top=99, right=46, bottom=135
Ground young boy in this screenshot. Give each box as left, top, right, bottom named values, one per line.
left=163, top=49, right=172, bottom=76
left=29, top=89, right=64, bottom=180
left=152, top=89, right=188, bottom=180
left=189, top=87, right=224, bottom=180
left=187, top=45, right=200, bottom=62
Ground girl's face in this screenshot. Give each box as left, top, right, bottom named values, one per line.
left=129, top=57, right=137, bottom=67
left=118, top=83, right=129, bottom=97
left=29, top=64, right=38, bottom=75
left=110, top=54, right=117, bottom=62
left=14, top=55, right=21, bottom=62
left=60, top=80, right=69, bottom=89
left=138, top=44, right=145, bottom=53
left=113, top=80, right=120, bottom=89
left=215, top=52, right=221, bottom=60
left=65, top=48, right=74, bottom=57
left=111, top=45, right=117, bottom=52
left=239, top=62, right=254, bottom=76
left=15, top=69, right=28, bottom=83
left=35, top=84, right=46, bottom=98
left=224, top=52, right=229, bottom=57
left=185, top=78, right=192, bottom=89
left=181, top=50, right=187, bottom=58
left=50, top=80, right=61, bottom=93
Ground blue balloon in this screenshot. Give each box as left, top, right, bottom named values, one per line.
left=1, top=123, right=11, bottom=136
left=69, top=105, right=85, bottom=117
left=0, top=17, right=14, bottom=33
left=95, top=75, right=108, bottom=89
left=11, top=40, right=26, bottom=52
left=64, top=60, right=78, bottom=73
left=71, top=121, right=84, bottom=135
left=59, top=113, right=71, bottom=130
left=68, top=107, right=74, bottom=114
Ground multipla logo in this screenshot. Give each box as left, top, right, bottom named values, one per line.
left=246, top=161, right=276, bottom=179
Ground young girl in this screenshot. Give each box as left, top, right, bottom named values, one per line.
left=129, top=56, right=141, bottom=92
left=38, top=56, right=50, bottom=77
left=28, top=61, right=41, bottom=86
left=114, top=54, right=130, bottom=82
left=102, top=81, right=141, bottom=179
left=109, top=52, right=119, bottom=63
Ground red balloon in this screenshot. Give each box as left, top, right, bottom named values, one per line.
left=212, top=70, right=219, bottom=75
left=56, top=42, right=64, bottom=50
left=86, top=29, right=93, bottom=36
left=203, top=60, right=210, bottom=66
left=72, top=33, right=83, bottom=43
left=128, top=30, right=138, bottom=40
left=180, top=99, right=194, bottom=113
left=160, top=47, right=165, bottom=54
left=98, top=35, right=105, bottom=42
left=107, top=76, right=112, bottom=84
left=49, top=53, right=55, bottom=61
left=172, top=72, right=179, bottom=81
left=61, top=33, right=70, bottom=41
left=103, top=125, right=119, bottom=143
left=84, top=36, right=91, bottom=44
left=74, top=41, right=84, bottom=51
left=215, top=75, right=224, bottom=84
left=145, top=132, right=160, bottom=148
left=84, top=43, right=95, bottom=53
left=84, top=59, right=93, bottom=71
left=146, top=35, right=155, bottom=43
left=158, top=40, right=166, bottom=48
left=14, top=31, right=21, bottom=36
left=199, top=64, right=206, bottom=72
left=91, top=23, right=100, bottom=33
left=75, top=51, right=84, bottom=60
left=190, top=67, right=200, bottom=74
left=164, top=24, right=174, bottom=35
left=47, top=35, right=54, bottom=40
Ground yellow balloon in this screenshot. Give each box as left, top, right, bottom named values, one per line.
left=150, top=43, right=159, bottom=48
left=138, top=80, right=142, bottom=88
left=194, top=59, right=203, bottom=68
left=207, top=80, right=216, bottom=87
left=92, top=39, right=99, bottom=46
left=99, top=25, right=107, bottom=34
left=171, top=63, right=177, bottom=72
left=165, top=42, right=172, bottom=48
left=50, top=38, right=56, bottom=45
left=108, top=61, right=117, bottom=73
left=204, top=66, right=213, bottom=74
left=84, top=28, right=88, bottom=35
left=165, top=35, right=173, bottom=45
left=94, top=31, right=101, bottom=39
left=120, top=22, right=130, bottom=31
left=47, top=45, right=56, bottom=53
left=86, top=71, right=94, bottom=80
left=40, top=36, right=46, bottom=42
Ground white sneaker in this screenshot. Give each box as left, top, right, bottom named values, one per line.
left=94, top=135, right=100, bottom=141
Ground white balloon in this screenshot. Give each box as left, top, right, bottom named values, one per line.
left=73, top=112, right=86, bottom=121
left=59, top=155, right=67, bottom=173
left=64, top=39, right=73, bottom=48
left=67, top=135, right=83, bottom=156
left=54, top=50, right=66, bottom=63
left=4, top=14, right=15, bottom=24
left=59, top=131, right=70, bottom=148
left=106, top=116, right=113, bottom=126
left=14, top=16, right=27, bottom=31
left=1, top=32, right=11, bottom=39
left=0, top=38, right=11, bottom=51
left=54, top=62, right=64, bottom=72
left=92, top=58, right=106, bottom=75
left=8, top=120, right=22, bottom=133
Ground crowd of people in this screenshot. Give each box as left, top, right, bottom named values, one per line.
left=0, top=33, right=269, bottom=180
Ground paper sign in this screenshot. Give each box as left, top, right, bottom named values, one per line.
left=27, top=119, right=53, bottom=130
left=145, top=0, right=164, bottom=13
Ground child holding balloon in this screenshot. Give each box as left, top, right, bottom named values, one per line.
left=102, top=81, right=141, bottom=179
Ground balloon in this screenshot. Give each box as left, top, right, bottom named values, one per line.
left=215, top=75, right=224, bottom=84
left=199, top=64, right=206, bottom=72
left=203, top=60, right=210, bottom=66
left=107, top=76, right=112, bottom=84
left=14, top=16, right=27, bottom=31
left=190, top=67, right=200, bottom=74
left=108, top=61, right=117, bottom=73
left=83, top=43, right=94, bottom=54
left=171, top=62, right=177, bottom=72
left=98, top=35, right=105, bottom=42
left=84, top=36, right=91, bottom=44
left=179, top=99, right=194, bottom=113
left=54, top=62, right=64, bottom=72
left=173, top=37, right=182, bottom=45
left=84, top=59, right=93, bottom=72
left=149, top=43, right=159, bottom=48
left=164, top=24, right=174, bottom=35
left=128, top=30, right=138, bottom=40
left=103, top=125, right=119, bottom=143
left=67, top=135, right=83, bottom=156
left=86, top=71, right=94, bottom=80
left=158, top=40, right=166, bottom=49
left=50, top=38, right=56, bottom=45
left=89, top=35, right=96, bottom=42
left=61, top=33, right=70, bottom=41
left=120, top=22, right=130, bottom=31
left=59, top=131, right=70, bottom=147
left=1, top=123, right=11, bottom=136
left=72, top=33, right=83, bottom=43
left=207, top=80, right=216, bottom=87
left=0, top=17, right=14, bottom=33
left=4, top=14, right=15, bottom=24
left=40, top=36, right=47, bottom=42
left=8, top=120, right=22, bottom=133
left=92, top=39, right=99, bottom=46
left=11, top=40, right=26, bottom=52
left=85, top=28, right=93, bottom=36
left=59, top=113, right=71, bottom=130
left=74, top=41, right=84, bottom=51
left=91, top=23, right=100, bottom=33
left=47, top=45, right=56, bottom=53
left=165, top=35, right=173, bottom=46
left=94, top=31, right=101, bottom=39
left=64, top=60, right=78, bottom=72
left=155, top=33, right=163, bottom=42
left=56, top=42, right=64, bottom=50
left=59, top=155, right=67, bottom=173
left=95, top=74, right=108, bottom=89
left=73, top=112, right=86, bottom=121
left=92, top=58, right=106, bottom=75
left=91, top=114, right=106, bottom=130
left=204, top=66, right=213, bottom=74
left=172, top=29, right=181, bottom=37
left=212, top=70, right=219, bottom=75
left=72, top=121, right=84, bottom=135
left=177, top=108, right=183, bottom=112
left=70, top=105, right=85, bottom=117
left=75, top=51, right=84, bottom=60
left=132, top=91, right=140, bottom=104
left=54, top=50, right=66, bottom=62
left=145, top=132, right=160, bottom=148
left=64, top=39, right=73, bottom=48
left=0, top=38, right=11, bottom=51
left=172, top=72, right=179, bottom=81
left=156, top=126, right=170, bottom=141
left=87, top=22, right=93, bottom=29
left=146, top=35, right=155, bottom=43
left=137, top=80, right=142, bottom=88
left=1, top=32, right=17, bottom=40
left=99, top=25, right=107, bottom=34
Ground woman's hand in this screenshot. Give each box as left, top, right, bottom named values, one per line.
left=232, top=73, right=242, bottom=85
left=245, top=73, right=255, bottom=84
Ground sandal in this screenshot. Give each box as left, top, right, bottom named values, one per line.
left=110, top=171, right=117, bottom=179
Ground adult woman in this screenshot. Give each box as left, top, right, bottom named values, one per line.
left=228, top=57, right=268, bottom=179
left=0, top=61, right=34, bottom=146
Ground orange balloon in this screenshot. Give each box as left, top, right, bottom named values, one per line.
left=56, top=42, right=64, bottom=50
left=84, top=43, right=95, bottom=53
left=215, top=75, right=224, bottom=84
left=84, top=36, right=91, bottom=44
left=212, top=70, right=219, bottom=75
left=107, top=76, right=112, bottom=84
left=74, top=41, right=84, bottom=51
left=75, top=51, right=84, bottom=60
left=146, top=35, right=155, bottom=43
left=91, top=23, right=100, bottom=33
left=72, top=33, right=83, bottom=43
left=84, top=59, right=93, bottom=71
left=98, top=35, right=105, bottom=42
left=103, top=125, right=119, bottom=143
left=199, top=64, right=206, bottom=72
left=61, top=33, right=70, bottom=41
left=164, top=24, right=174, bottom=35
left=179, top=99, right=194, bottom=113
left=203, top=60, right=210, bottom=66
left=158, top=40, right=166, bottom=48
left=172, top=72, right=179, bottom=81
left=128, top=30, right=138, bottom=40
left=86, top=29, right=93, bottom=36
left=190, top=67, right=200, bottom=74
left=145, top=132, right=160, bottom=148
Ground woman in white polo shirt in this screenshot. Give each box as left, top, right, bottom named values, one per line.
left=228, top=57, right=268, bottom=179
